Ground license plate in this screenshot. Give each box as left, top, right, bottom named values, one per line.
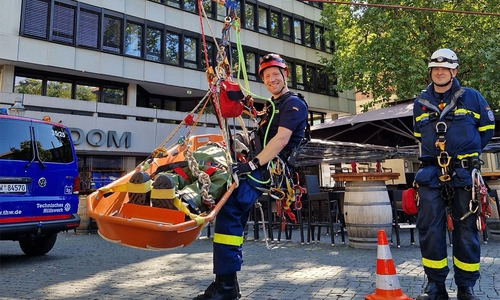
left=0, top=184, right=27, bottom=193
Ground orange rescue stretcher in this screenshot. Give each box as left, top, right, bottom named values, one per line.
left=86, top=134, right=236, bottom=250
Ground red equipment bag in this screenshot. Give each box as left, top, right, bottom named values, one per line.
left=219, top=80, right=244, bottom=118
left=402, top=187, right=418, bottom=215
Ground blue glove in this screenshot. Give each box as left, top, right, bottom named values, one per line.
left=231, top=159, right=260, bottom=176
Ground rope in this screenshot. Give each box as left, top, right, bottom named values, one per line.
left=185, top=148, right=215, bottom=207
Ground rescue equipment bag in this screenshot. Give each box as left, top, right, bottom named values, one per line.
left=219, top=80, right=244, bottom=118
left=402, top=187, right=418, bottom=215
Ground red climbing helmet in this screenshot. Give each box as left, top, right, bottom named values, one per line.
left=258, top=53, right=289, bottom=78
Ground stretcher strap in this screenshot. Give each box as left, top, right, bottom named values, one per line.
left=150, top=188, right=175, bottom=199
left=98, top=180, right=152, bottom=194
left=173, top=197, right=205, bottom=225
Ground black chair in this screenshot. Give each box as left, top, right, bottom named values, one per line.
left=388, top=189, right=417, bottom=248
left=251, top=194, right=276, bottom=241
left=304, top=175, right=345, bottom=245
left=483, top=189, right=500, bottom=242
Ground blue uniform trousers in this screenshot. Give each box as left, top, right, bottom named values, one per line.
left=417, top=185, right=480, bottom=287
left=213, top=170, right=262, bottom=275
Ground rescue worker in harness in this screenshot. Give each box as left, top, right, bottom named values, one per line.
left=413, top=48, right=495, bottom=300
left=193, top=53, right=308, bottom=300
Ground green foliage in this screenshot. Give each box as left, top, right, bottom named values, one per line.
left=320, top=0, right=500, bottom=112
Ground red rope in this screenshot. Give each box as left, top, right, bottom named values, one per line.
left=198, top=0, right=210, bottom=70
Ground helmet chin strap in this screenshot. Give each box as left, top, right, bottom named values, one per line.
left=434, top=79, right=453, bottom=87
left=277, top=69, right=287, bottom=95
left=432, top=69, right=455, bottom=87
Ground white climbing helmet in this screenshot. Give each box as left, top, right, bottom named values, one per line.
left=428, top=48, right=459, bottom=69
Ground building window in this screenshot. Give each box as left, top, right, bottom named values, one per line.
left=270, top=10, right=280, bottom=38
left=166, top=0, right=180, bottom=9
left=14, top=68, right=127, bottom=105
left=294, top=19, right=303, bottom=44
left=304, top=22, right=313, bottom=47
left=201, top=41, right=215, bottom=70
left=103, top=14, right=122, bottom=53
left=47, top=79, right=72, bottom=99
left=314, top=25, right=323, bottom=50
left=282, top=14, right=292, bottom=42
left=78, top=7, right=100, bottom=48
left=306, top=66, right=315, bottom=92
left=257, top=6, right=268, bottom=34
left=14, top=76, right=43, bottom=95
left=76, top=83, right=99, bottom=102
left=243, top=3, right=256, bottom=30
left=201, top=1, right=213, bottom=17
left=325, top=40, right=334, bottom=54
left=23, top=0, right=49, bottom=38
left=183, top=0, right=196, bottom=13
left=165, top=31, right=180, bottom=65
left=146, top=26, right=162, bottom=62
left=103, top=87, right=125, bottom=104
left=246, top=51, right=257, bottom=80
left=183, top=35, right=198, bottom=69
left=53, top=2, right=75, bottom=44
left=125, top=21, right=143, bottom=57
left=318, top=68, right=328, bottom=95
left=217, top=2, right=227, bottom=21
left=295, top=64, right=305, bottom=90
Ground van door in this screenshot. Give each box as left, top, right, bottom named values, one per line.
left=0, top=118, right=35, bottom=224
left=30, top=121, right=79, bottom=222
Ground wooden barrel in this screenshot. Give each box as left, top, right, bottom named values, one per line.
left=343, top=181, right=392, bottom=249
left=486, top=180, right=500, bottom=240
left=76, top=195, right=90, bottom=234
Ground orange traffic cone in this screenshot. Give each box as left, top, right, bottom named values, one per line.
left=365, top=230, right=413, bottom=300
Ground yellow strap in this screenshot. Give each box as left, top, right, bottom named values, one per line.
left=97, top=180, right=151, bottom=194
left=456, top=153, right=479, bottom=160
left=453, top=256, right=480, bottom=272
left=151, top=188, right=176, bottom=199
left=422, top=257, right=448, bottom=269
left=213, top=233, right=244, bottom=246
left=127, top=181, right=152, bottom=193
left=173, top=198, right=205, bottom=225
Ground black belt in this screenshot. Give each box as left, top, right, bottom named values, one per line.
left=421, top=157, right=480, bottom=170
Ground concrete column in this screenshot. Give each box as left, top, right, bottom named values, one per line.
left=0, top=65, right=15, bottom=92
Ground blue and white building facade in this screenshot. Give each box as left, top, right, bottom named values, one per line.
left=0, top=0, right=356, bottom=189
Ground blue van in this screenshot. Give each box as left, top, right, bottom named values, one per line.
left=0, top=112, right=80, bottom=255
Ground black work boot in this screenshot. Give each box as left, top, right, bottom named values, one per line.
left=193, top=273, right=240, bottom=300
left=416, top=282, right=450, bottom=300
left=457, top=286, right=479, bottom=300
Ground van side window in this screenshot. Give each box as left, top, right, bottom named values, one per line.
left=0, top=119, right=32, bottom=161
left=33, top=123, right=74, bottom=163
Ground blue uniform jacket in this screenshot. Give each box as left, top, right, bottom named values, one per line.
left=266, top=92, right=308, bottom=149
left=413, top=78, right=495, bottom=187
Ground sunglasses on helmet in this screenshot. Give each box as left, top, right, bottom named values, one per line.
left=260, top=54, right=286, bottom=64
left=430, top=56, right=458, bottom=64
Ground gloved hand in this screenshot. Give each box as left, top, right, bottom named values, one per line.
left=231, top=159, right=259, bottom=176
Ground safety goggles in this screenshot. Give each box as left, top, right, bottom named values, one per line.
left=260, top=54, right=286, bottom=64
left=429, top=56, right=459, bottom=64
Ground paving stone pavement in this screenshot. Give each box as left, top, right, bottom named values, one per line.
left=1, top=225, right=499, bottom=300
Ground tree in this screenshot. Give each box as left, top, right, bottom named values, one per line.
left=320, top=0, right=500, bottom=112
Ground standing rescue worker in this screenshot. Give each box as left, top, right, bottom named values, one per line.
left=193, top=53, right=308, bottom=300
left=413, top=48, right=495, bottom=300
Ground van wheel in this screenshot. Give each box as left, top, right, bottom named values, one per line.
left=19, top=233, right=57, bottom=256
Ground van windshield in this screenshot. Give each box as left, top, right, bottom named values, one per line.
left=0, top=119, right=74, bottom=163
